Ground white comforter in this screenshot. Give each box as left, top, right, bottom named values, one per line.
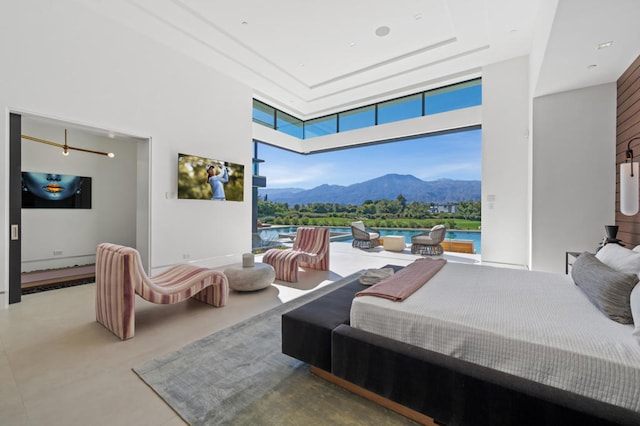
left=350, top=262, right=640, bottom=412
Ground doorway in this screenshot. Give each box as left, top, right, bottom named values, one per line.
left=8, top=112, right=151, bottom=303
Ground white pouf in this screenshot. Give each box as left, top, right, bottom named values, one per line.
left=383, top=235, right=406, bottom=252
left=224, top=262, right=275, bottom=292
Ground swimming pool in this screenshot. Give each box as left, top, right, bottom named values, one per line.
left=258, top=226, right=482, bottom=254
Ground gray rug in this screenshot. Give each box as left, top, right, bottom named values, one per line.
left=133, top=271, right=417, bottom=425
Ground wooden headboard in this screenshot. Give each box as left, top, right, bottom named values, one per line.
left=616, top=54, right=640, bottom=247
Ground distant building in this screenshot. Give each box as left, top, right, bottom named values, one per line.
left=430, top=203, right=458, bottom=214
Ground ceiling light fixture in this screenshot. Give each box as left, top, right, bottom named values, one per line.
left=597, top=41, right=613, bottom=50
left=22, top=129, right=115, bottom=158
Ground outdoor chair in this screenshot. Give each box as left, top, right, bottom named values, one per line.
left=410, top=224, right=447, bottom=256
left=262, top=227, right=330, bottom=282
left=95, top=243, right=228, bottom=340
left=350, top=221, right=381, bottom=249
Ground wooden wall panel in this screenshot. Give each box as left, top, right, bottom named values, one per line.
left=616, top=54, right=640, bottom=248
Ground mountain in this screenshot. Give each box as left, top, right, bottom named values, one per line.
left=259, top=174, right=480, bottom=205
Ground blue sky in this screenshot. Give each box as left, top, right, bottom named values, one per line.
left=257, top=128, right=481, bottom=189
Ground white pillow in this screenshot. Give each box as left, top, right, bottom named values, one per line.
left=631, top=284, right=640, bottom=343
left=596, top=244, right=640, bottom=278
left=633, top=245, right=640, bottom=253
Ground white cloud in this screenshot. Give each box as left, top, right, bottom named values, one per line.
left=265, top=162, right=337, bottom=188
left=415, top=162, right=481, bottom=180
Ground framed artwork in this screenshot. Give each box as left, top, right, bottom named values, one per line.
left=22, top=171, right=92, bottom=209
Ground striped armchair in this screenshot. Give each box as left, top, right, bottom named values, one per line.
left=95, top=243, right=228, bottom=340
left=262, top=227, right=330, bottom=282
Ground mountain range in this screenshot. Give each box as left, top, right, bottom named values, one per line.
left=258, top=174, right=480, bottom=205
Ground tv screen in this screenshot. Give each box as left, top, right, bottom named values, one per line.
left=21, top=171, right=92, bottom=209
left=178, top=153, right=244, bottom=202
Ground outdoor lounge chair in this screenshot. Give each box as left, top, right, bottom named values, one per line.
left=350, top=221, right=381, bottom=249
left=410, top=224, right=447, bottom=256
left=95, top=243, right=228, bottom=340
left=262, top=227, right=330, bottom=282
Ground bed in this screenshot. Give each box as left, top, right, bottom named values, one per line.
left=351, top=261, right=640, bottom=413
left=281, top=245, right=640, bottom=425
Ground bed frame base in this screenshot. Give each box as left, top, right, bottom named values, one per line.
left=282, top=267, right=640, bottom=426
left=311, top=366, right=438, bottom=426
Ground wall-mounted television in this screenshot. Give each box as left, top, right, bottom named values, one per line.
left=21, top=171, right=92, bottom=209
left=178, top=153, right=244, bottom=202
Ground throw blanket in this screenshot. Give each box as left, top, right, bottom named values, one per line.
left=355, top=258, right=447, bottom=301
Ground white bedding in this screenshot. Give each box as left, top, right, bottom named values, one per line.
left=350, top=262, right=640, bottom=412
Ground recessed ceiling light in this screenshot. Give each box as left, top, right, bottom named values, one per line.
left=414, top=13, right=423, bottom=20
left=587, top=64, right=597, bottom=69
left=597, top=41, right=613, bottom=50
left=108, top=132, right=115, bottom=139
left=375, top=26, right=391, bottom=37
left=349, top=42, right=356, bottom=47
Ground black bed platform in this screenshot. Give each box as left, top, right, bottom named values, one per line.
left=281, top=266, right=640, bottom=426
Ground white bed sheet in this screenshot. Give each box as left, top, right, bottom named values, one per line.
left=350, top=262, right=640, bottom=412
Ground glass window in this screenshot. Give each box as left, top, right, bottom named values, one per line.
left=377, top=94, right=422, bottom=125
left=425, top=80, right=482, bottom=115
left=276, top=110, right=303, bottom=138
left=252, top=99, right=275, bottom=127
left=251, top=77, right=482, bottom=139
left=304, top=115, right=337, bottom=139
left=339, top=106, right=375, bottom=132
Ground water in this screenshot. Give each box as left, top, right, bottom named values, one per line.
left=258, top=226, right=482, bottom=254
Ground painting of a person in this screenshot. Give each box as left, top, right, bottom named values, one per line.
left=21, top=172, right=91, bottom=208
left=206, top=164, right=228, bottom=200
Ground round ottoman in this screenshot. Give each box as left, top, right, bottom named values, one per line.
left=224, top=262, right=275, bottom=292
left=383, top=235, right=406, bottom=252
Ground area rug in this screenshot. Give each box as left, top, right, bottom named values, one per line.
left=133, top=271, right=416, bottom=425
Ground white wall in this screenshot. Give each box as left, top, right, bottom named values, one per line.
left=0, top=1, right=253, bottom=306
left=481, top=56, right=531, bottom=267
left=20, top=119, right=138, bottom=272
left=531, top=83, right=616, bottom=272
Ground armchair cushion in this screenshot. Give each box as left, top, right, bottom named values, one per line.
left=352, top=221, right=365, bottom=232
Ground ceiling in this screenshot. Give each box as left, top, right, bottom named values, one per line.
left=88, top=0, right=640, bottom=119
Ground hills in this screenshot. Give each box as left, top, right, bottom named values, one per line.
left=258, top=174, right=480, bottom=205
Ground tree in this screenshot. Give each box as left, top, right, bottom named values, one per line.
left=357, top=201, right=376, bottom=216
left=376, top=199, right=401, bottom=215
left=457, top=200, right=481, bottom=220
left=404, top=201, right=431, bottom=219
left=397, top=194, right=407, bottom=212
